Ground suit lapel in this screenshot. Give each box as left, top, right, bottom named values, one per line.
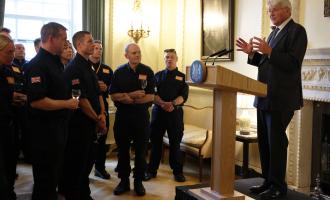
left=259, top=19, right=295, bottom=65
left=270, top=19, right=294, bottom=48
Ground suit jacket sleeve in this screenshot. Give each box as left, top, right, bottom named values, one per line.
left=247, top=52, right=263, bottom=67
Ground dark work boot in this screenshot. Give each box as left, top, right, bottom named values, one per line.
left=134, top=179, right=146, bottom=196
left=113, top=178, right=130, bottom=195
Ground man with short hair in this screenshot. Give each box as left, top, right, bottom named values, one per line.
left=34, top=38, right=41, bottom=53
left=89, top=40, right=113, bottom=180
left=25, top=22, right=79, bottom=200
left=110, top=43, right=155, bottom=196
left=147, top=48, right=188, bottom=182
left=236, top=0, right=307, bottom=199
left=13, top=43, right=28, bottom=67
left=59, top=31, right=106, bottom=200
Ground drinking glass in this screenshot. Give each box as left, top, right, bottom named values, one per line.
left=140, top=79, right=147, bottom=90
left=72, top=89, right=81, bottom=100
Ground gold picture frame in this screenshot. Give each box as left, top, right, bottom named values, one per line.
left=325, top=0, right=330, bottom=17
left=201, top=0, right=234, bottom=62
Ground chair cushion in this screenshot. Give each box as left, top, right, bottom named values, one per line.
left=165, top=124, right=208, bottom=148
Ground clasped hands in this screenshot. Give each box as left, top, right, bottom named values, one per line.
left=12, top=92, right=27, bottom=106
left=236, top=37, right=272, bottom=55
left=160, top=102, right=175, bottom=112
left=121, top=90, right=146, bottom=104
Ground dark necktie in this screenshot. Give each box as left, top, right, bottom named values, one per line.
left=268, top=27, right=279, bottom=46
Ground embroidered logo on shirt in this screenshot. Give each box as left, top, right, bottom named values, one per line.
left=103, top=69, right=110, bottom=74
left=31, top=76, right=41, bottom=84
left=12, top=66, right=21, bottom=73
left=175, top=76, right=183, bottom=81
left=139, top=74, right=147, bottom=80
left=72, top=79, right=80, bottom=85
left=6, top=77, right=15, bottom=84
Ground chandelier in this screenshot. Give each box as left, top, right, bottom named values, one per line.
left=127, top=0, right=150, bottom=43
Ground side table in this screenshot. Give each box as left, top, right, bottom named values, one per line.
left=235, top=131, right=258, bottom=178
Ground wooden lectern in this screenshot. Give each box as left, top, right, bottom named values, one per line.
left=186, top=64, right=267, bottom=200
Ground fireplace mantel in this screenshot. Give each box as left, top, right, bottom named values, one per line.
left=302, top=48, right=330, bottom=102
left=286, top=48, right=330, bottom=193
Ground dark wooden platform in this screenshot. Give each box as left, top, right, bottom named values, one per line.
left=175, top=177, right=312, bottom=200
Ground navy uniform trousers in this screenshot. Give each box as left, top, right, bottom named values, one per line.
left=114, top=108, right=150, bottom=180
left=148, top=107, right=184, bottom=175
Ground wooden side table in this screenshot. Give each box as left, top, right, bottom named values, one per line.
left=235, top=131, right=258, bottom=178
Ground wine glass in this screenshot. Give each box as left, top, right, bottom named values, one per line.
left=140, top=79, right=147, bottom=90
left=72, top=89, right=81, bottom=100
left=94, top=132, right=103, bottom=144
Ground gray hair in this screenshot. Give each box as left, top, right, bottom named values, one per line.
left=124, top=43, right=139, bottom=53
left=267, top=0, right=292, bottom=11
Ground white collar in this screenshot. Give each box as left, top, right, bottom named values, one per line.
left=275, top=17, right=292, bottom=31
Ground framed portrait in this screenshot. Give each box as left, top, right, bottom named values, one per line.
left=201, top=0, right=234, bottom=62
left=325, top=0, right=330, bottom=17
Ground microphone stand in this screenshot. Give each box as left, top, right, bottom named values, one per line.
left=212, top=49, right=234, bottom=65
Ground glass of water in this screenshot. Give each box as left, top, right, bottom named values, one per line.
left=72, top=89, right=81, bottom=100
left=140, top=80, right=147, bottom=90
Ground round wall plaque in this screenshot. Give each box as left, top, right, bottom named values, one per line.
left=190, top=60, right=207, bottom=83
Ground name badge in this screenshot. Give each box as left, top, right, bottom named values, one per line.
left=31, top=76, right=41, bottom=84
left=175, top=76, right=183, bottom=81
left=139, top=74, right=147, bottom=80
left=6, top=77, right=15, bottom=84
left=103, top=69, right=110, bottom=74
left=72, top=79, right=80, bottom=85
left=12, top=66, right=21, bottom=73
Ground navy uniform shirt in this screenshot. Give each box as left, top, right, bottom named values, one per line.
left=65, top=53, right=102, bottom=116
left=0, top=65, right=14, bottom=119
left=25, top=48, right=70, bottom=118
left=154, top=68, right=189, bottom=109
left=13, top=58, right=28, bottom=68
left=109, top=63, right=155, bottom=111
left=90, top=61, right=113, bottom=111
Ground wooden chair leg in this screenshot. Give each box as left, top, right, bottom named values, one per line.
left=199, top=156, right=203, bottom=182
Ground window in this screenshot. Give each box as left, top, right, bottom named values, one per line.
left=4, top=0, right=82, bottom=60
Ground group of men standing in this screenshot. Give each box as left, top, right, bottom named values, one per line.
left=1, top=21, right=189, bottom=199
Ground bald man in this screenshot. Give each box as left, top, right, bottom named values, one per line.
left=110, top=43, right=155, bottom=196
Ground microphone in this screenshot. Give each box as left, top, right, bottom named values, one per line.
left=209, top=48, right=227, bottom=57
left=212, top=49, right=233, bottom=65
left=204, top=49, right=227, bottom=65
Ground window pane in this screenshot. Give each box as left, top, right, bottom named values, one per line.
left=17, top=19, right=43, bottom=40
left=16, top=1, right=43, bottom=17
left=4, top=0, right=82, bottom=59
left=3, top=17, right=17, bottom=39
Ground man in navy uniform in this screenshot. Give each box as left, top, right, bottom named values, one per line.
left=236, top=0, right=307, bottom=199
left=59, top=31, right=106, bottom=200
left=110, top=43, right=155, bottom=196
left=89, top=39, right=113, bottom=180
left=13, top=43, right=28, bottom=68
left=147, top=48, right=188, bottom=182
left=25, top=22, right=79, bottom=200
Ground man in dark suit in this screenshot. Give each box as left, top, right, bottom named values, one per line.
left=236, top=0, right=307, bottom=199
